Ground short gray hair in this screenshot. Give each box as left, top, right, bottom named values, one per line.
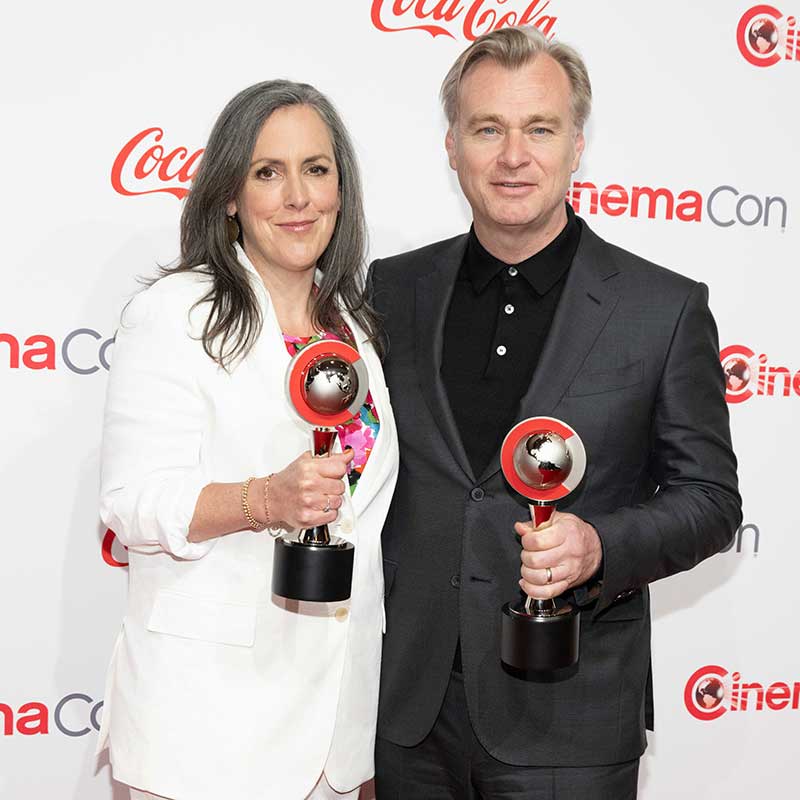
left=440, top=27, right=592, bottom=130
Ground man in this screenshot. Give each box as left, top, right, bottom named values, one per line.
left=370, top=26, right=741, bottom=800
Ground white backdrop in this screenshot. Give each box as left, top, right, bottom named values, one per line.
left=1, top=1, right=798, bottom=797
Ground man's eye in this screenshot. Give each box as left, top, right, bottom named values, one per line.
left=479, top=127, right=499, bottom=136
left=532, top=127, right=552, bottom=136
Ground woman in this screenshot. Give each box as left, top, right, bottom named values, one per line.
left=97, top=80, right=398, bottom=800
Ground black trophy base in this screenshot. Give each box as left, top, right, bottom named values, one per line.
left=501, top=601, right=580, bottom=672
left=272, top=535, right=355, bottom=602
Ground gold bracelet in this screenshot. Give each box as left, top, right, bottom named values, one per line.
left=262, top=473, right=275, bottom=528
left=241, top=477, right=266, bottom=531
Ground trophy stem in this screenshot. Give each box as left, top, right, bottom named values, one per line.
left=528, top=501, right=554, bottom=527
left=312, top=427, right=337, bottom=457
left=301, top=427, right=340, bottom=546
left=525, top=501, right=556, bottom=617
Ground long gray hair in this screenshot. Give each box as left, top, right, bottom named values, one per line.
left=162, top=79, right=382, bottom=367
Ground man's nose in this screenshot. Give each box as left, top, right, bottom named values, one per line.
left=497, top=130, right=530, bottom=170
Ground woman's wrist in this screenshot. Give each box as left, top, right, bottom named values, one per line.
left=241, top=477, right=266, bottom=531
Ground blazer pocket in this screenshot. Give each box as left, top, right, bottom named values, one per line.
left=567, top=359, right=643, bottom=397
left=383, top=558, right=398, bottom=598
left=595, top=589, right=645, bottom=622
left=147, top=589, right=256, bottom=647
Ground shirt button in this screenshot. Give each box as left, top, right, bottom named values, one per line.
left=334, top=607, right=349, bottom=622
left=507, top=266, right=518, bottom=277
left=470, top=487, right=485, bottom=502
left=504, top=304, right=515, bottom=315
left=496, top=345, right=507, bottom=356
left=450, top=575, right=461, bottom=588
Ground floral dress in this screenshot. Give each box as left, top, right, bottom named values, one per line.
left=283, top=329, right=380, bottom=495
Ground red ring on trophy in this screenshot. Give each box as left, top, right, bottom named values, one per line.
left=501, top=416, right=586, bottom=502
left=285, top=339, right=369, bottom=427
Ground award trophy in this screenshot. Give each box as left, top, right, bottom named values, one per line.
left=500, top=417, right=587, bottom=671
left=272, top=339, right=369, bottom=602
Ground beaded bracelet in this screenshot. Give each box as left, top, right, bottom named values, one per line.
left=241, top=477, right=266, bottom=531
left=262, top=473, right=275, bottom=528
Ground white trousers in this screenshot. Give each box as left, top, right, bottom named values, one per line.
left=128, top=773, right=361, bottom=799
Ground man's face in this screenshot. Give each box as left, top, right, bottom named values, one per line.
left=446, top=55, right=584, bottom=240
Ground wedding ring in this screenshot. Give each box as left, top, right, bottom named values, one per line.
left=545, top=567, right=553, bottom=584
left=322, top=495, right=331, bottom=513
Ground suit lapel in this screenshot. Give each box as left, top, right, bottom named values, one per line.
left=415, top=235, right=476, bottom=483
left=478, top=226, right=621, bottom=483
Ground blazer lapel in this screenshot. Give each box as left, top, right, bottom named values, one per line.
left=478, top=226, right=621, bottom=483
left=345, top=314, right=399, bottom=521
left=415, top=235, right=476, bottom=483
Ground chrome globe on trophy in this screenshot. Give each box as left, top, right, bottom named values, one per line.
left=500, top=417, right=587, bottom=671
left=272, top=339, right=368, bottom=602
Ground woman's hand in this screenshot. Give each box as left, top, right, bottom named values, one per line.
left=268, top=450, right=354, bottom=530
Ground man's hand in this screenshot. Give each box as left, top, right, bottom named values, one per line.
left=515, top=511, right=602, bottom=601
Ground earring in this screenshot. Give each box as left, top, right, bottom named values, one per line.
left=226, top=215, right=240, bottom=245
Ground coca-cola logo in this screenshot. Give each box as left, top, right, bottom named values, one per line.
left=370, top=0, right=558, bottom=40
left=111, top=127, right=203, bottom=199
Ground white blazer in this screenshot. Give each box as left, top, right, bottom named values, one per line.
left=97, top=245, right=399, bottom=800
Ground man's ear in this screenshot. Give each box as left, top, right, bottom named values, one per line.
left=445, top=128, right=458, bottom=171
left=571, top=130, right=585, bottom=173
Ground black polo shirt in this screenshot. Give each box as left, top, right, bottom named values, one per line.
left=442, top=204, right=582, bottom=478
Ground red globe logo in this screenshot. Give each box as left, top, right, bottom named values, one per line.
left=737, top=5, right=783, bottom=67
left=685, top=665, right=729, bottom=721
left=722, top=356, right=751, bottom=393
left=749, top=17, right=780, bottom=53
left=695, top=677, right=725, bottom=710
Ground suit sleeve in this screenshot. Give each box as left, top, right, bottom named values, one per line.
left=99, top=285, right=216, bottom=560
left=590, top=281, right=742, bottom=615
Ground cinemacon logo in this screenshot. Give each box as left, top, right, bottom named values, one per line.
left=0, top=328, right=114, bottom=373
left=685, top=665, right=800, bottom=721
left=568, top=181, right=787, bottom=231
left=737, top=4, right=800, bottom=67
left=720, top=344, right=800, bottom=403
left=2, top=694, right=103, bottom=737
left=370, top=0, right=558, bottom=40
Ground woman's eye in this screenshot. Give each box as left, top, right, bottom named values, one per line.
left=256, top=166, right=277, bottom=179
left=308, top=164, right=330, bottom=176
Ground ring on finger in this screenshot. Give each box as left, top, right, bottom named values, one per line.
left=322, top=495, right=331, bottom=514
left=545, top=567, right=553, bottom=585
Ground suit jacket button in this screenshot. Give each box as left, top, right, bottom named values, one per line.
left=470, top=487, right=485, bottom=502
left=450, top=575, right=461, bottom=588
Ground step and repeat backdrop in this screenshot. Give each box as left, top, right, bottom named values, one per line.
left=1, top=1, right=797, bottom=797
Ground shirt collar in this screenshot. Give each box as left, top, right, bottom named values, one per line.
left=234, top=241, right=324, bottom=287
left=463, top=203, right=582, bottom=296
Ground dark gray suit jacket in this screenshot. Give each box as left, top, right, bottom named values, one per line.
left=370, top=220, right=741, bottom=766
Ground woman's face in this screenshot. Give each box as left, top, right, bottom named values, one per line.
left=230, top=104, right=340, bottom=278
